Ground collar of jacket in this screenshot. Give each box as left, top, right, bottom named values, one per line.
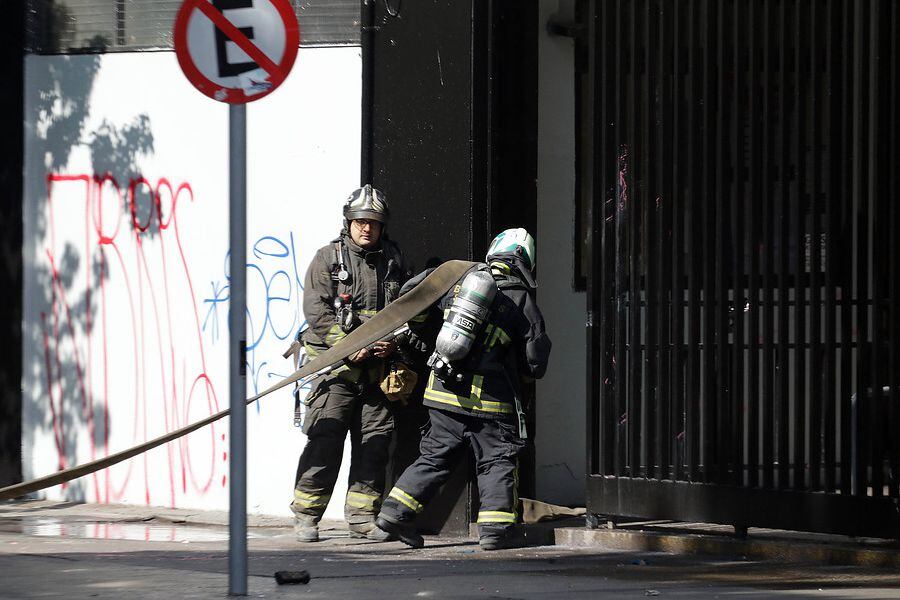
left=491, top=257, right=537, bottom=289
left=340, top=230, right=384, bottom=259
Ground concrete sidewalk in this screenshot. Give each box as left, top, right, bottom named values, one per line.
left=1, top=499, right=900, bottom=599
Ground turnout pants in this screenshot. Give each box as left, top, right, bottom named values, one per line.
left=291, top=377, right=395, bottom=526
left=381, top=408, right=527, bottom=530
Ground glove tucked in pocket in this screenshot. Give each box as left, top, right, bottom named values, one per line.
left=380, top=362, right=418, bottom=405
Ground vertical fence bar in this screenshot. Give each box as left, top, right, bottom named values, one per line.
left=746, top=0, right=761, bottom=489
left=587, top=0, right=601, bottom=479
left=852, top=2, right=872, bottom=495
left=777, top=0, right=791, bottom=489
left=642, top=0, right=656, bottom=480
left=619, top=0, right=638, bottom=477
left=606, top=0, right=619, bottom=478
left=888, top=0, right=899, bottom=500
left=602, top=0, right=618, bottom=478
left=761, top=0, right=775, bottom=490
left=686, top=0, right=701, bottom=483
left=614, top=0, right=630, bottom=477
left=855, top=0, right=870, bottom=498
left=838, top=0, right=853, bottom=497
left=628, top=0, right=642, bottom=478
left=669, top=0, right=683, bottom=482
left=866, top=0, right=882, bottom=499
left=595, top=0, right=605, bottom=477
left=714, top=0, right=728, bottom=484
left=808, top=0, right=823, bottom=492
left=596, top=0, right=614, bottom=477
left=655, top=0, right=672, bottom=481
left=823, top=0, right=838, bottom=494
left=730, top=0, right=745, bottom=487
left=793, top=0, right=808, bottom=490
left=604, top=0, right=619, bottom=478
left=701, top=0, right=715, bottom=483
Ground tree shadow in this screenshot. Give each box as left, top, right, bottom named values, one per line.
left=19, top=39, right=156, bottom=501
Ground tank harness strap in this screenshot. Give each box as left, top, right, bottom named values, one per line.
left=332, top=239, right=353, bottom=297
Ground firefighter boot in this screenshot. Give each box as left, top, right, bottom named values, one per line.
left=375, top=515, right=424, bottom=548
left=478, top=525, right=522, bottom=551
left=347, top=520, right=395, bottom=542
left=293, top=514, right=320, bottom=543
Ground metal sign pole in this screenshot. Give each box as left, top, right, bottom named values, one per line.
left=228, top=102, right=248, bottom=596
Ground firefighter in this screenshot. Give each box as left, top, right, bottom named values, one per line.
left=291, top=184, right=411, bottom=542
left=374, top=228, right=551, bottom=550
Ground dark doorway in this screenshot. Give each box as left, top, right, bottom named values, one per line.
left=367, top=0, right=537, bottom=534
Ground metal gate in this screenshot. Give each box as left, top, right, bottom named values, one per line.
left=584, top=0, right=900, bottom=537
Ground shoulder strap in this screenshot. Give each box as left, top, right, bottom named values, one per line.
left=331, top=239, right=354, bottom=297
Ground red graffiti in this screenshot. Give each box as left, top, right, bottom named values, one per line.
left=40, top=172, right=226, bottom=508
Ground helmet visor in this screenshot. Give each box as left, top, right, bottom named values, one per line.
left=346, top=210, right=387, bottom=223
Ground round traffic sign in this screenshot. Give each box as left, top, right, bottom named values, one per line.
left=174, top=0, right=299, bottom=104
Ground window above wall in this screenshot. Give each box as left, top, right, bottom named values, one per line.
left=26, top=0, right=360, bottom=54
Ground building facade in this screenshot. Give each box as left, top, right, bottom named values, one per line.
left=4, top=0, right=898, bottom=538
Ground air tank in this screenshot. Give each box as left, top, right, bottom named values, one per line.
left=427, top=269, right=497, bottom=378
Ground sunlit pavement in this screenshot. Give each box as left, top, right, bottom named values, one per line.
left=1, top=500, right=899, bottom=599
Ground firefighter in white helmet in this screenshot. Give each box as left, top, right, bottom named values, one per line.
left=375, top=228, right=551, bottom=550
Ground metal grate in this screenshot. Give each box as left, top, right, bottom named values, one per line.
left=586, top=0, right=899, bottom=538
left=25, top=0, right=360, bottom=54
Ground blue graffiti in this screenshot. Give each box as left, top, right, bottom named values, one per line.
left=201, top=279, right=228, bottom=344
left=203, top=231, right=308, bottom=400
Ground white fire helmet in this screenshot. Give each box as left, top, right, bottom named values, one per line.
left=486, top=228, right=536, bottom=272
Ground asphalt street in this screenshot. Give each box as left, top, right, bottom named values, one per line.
left=1, top=501, right=899, bottom=599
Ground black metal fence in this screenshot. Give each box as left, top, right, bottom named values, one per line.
left=585, top=0, right=899, bottom=537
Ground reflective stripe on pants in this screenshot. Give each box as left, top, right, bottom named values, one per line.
left=379, top=408, right=526, bottom=527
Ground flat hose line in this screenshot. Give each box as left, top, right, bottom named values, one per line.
left=0, top=260, right=475, bottom=501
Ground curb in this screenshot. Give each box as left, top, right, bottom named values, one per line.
left=554, top=527, right=900, bottom=568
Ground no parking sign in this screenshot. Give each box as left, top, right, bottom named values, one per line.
left=174, top=0, right=299, bottom=104
left=173, top=1, right=300, bottom=592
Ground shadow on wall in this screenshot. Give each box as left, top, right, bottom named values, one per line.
left=21, top=48, right=155, bottom=501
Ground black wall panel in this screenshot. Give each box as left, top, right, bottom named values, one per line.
left=369, top=0, right=478, bottom=272
left=366, top=0, right=537, bottom=534
left=368, top=0, right=480, bottom=536
left=0, top=1, right=24, bottom=487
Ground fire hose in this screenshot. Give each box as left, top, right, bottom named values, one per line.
left=0, top=260, right=475, bottom=501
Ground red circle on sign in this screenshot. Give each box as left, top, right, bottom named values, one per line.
left=174, top=0, right=299, bottom=104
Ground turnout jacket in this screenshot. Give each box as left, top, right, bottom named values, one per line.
left=302, top=231, right=408, bottom=383
left=402, top=263, right=551, bottom=420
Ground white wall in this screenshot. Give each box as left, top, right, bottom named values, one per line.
left=535, top=0, right=586, bottom=506
left=22, top=47, right=360, bottom=518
